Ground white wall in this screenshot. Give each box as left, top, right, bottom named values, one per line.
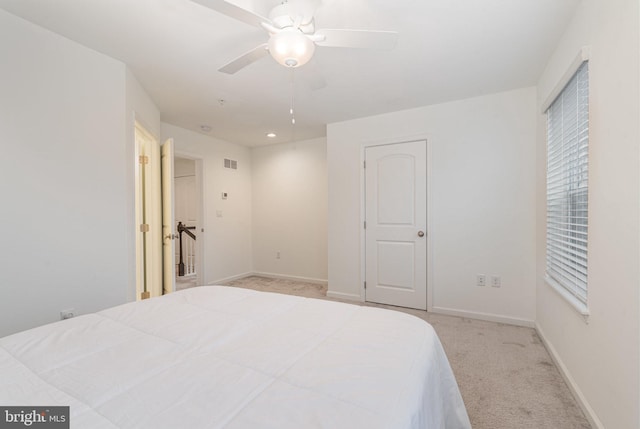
left=252, top=138, right=328, bottom=283
left=126, top=69, right=161, bottom=141
left=161, top=123, right=252, bottom=284
left=175, top=157, right=196, bottom=177
left=174, top=158, right=197, bottom=226
left=535, top=1, right=639, bottom=428
left=327, top=87, right=537, bottom=325
left=0, top=10, right=132, bottom=336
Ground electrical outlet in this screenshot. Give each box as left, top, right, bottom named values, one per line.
left=491, top=276, right=501, bottom=288
left=276, top=251, right=281, bottom=259
left=60, top=309, right=75, bottom=320
left=476, top=274, right=486, bottom=287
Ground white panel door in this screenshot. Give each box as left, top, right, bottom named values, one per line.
left=143, top=136, right=163, bottom=299
left=161, top=139, right=176, bottom=295
left=136, top=126, right=163, bottom=299
left=365, top=141, right=427, bottom=310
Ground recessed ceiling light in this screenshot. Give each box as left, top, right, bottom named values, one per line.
left=266, top=132, right=277, bottom=138
left=200, top=125, right=212, bottom=132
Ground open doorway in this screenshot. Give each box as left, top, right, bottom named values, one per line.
left=134, top=125, right=204, bottom=297
left=174, top=155, right=204, bottom=290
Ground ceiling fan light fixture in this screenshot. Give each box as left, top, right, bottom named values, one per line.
left=268, top=29, right=315, bottom=68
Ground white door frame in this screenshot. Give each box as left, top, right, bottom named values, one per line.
left=359, top=136, right=434, bottom=312
left=174, top=150, right=206, bottom=287
left=161, top=139, right=176, bottom=295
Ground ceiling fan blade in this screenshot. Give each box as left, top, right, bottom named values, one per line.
left=314, top=29, right=398, bottom=50
left=191, top=0, right=270, bottom=28
left=219, top=44, right=269, bottom=74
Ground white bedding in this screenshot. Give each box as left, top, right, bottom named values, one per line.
left=0, top=286, right=471, bottom=428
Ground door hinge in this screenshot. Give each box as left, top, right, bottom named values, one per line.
left=363, top=160, right=366, bottom=169
left=364, top=281, right=367, bottom=290
left=139, top=155, right=149, bottom=165
left=364, top=221, right=366, bottom=229
left=139, top=224, right=149, bottom=232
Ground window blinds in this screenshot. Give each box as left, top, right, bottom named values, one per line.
left=546, top=61, right=589, bottom=304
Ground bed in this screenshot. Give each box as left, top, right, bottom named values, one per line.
left=0, top=286, right=471, bottom=428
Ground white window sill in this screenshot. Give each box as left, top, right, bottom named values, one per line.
left=545, top=276, right=590, bottom=322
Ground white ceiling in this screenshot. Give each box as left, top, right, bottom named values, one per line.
left=0, top=0, right=579, bottom=147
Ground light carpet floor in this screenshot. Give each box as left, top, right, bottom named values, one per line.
left=176, top=274, right=198, bottom=291
left=218, top=276, right=591, bottom=429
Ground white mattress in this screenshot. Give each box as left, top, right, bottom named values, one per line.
left=0, top=286, right=471, bottom=428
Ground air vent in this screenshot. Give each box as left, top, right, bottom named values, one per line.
left=224, top=158, right=238, bottom=170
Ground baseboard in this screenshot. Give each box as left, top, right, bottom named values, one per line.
left=535, top=323, right=604, bottom=429
left=326, top=290, right=362, bottom=302
left=251, top=272, right=328, bottom=285
left=430, top=306, right=535, bottom=328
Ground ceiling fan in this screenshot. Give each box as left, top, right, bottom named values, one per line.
left=192, top=0, right=399, bottom=74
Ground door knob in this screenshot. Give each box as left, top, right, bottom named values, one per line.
left=418, top=231, right=425, bottom=237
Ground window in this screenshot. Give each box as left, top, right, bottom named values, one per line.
left=545, top=61, right=589, bottom=313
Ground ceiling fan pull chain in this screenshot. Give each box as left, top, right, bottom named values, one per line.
left=290, top=69, right=296, bottom=125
